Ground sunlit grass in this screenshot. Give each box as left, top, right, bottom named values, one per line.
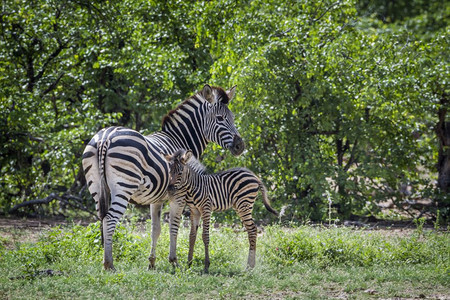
left=0, top=221, right=448, bottom=299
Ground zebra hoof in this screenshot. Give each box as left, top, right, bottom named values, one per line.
left=187, top=258, right=194, bottom=269
left=148, top=257, right=156, bottom=270
left=168, top=255, right=178, bottom=266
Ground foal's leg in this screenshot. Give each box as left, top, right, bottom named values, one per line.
left=200, top=205, right=212, bottom=273
left=168, top=199, right=185, bottom=267
left=187, top=207, right=201, bottom=267
left=236, top=203, right=257, bottom=269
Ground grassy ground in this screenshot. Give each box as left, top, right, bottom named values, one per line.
left=0, top=219, right=448, bottom=299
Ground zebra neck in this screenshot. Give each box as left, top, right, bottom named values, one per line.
left=161, top=96, right=208, bottom=158
left=183, top=167, right=201, bottom=191
left=165, top=129, right=206, bottom=158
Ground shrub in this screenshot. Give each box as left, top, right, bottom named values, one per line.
left=262, top=225, right=449, bottom=268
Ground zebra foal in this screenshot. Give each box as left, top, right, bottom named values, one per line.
left=165, top=149, right=278, bottom=272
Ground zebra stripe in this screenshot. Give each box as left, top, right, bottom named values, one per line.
left=82, top=85, right=244, bottom=270
left=165, top=149, right=278, bottom=272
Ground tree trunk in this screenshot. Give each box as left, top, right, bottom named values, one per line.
left=436, top=94, right=449, bottom=193
left=437, top=122, right=450, bottom=192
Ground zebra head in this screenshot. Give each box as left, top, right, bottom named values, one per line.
left=164, top=149, right=193, bottom=191
left=201, top=85, right=245, bottom=156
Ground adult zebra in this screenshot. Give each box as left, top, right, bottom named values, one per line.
left=82, top=85, right=244, bottom=270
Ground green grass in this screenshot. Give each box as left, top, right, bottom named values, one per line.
left=0, top=221, right=449, bottom=299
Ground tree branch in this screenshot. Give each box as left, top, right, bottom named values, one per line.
left=311, top=1, right=341, bottom=23
left=34, top=40, right=68, bottom=85
left=40, top=72, right=65, bottom=98
left=60, top=195, right=97, bottom=218
left=344, top=140, right=358, bottom=172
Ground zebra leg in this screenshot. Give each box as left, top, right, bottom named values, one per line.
left=201, top=207, right=212, bottom=273
left=236, top=205, right=257, bottom=269
left=168, top=200, right=185, bottom=267
left=103, top=195, right=129, bottom=271
left=187, top=207, right=201, bottom=268
left=148, top=202, right=163, bottom=270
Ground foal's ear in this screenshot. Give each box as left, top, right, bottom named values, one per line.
left=161, top=151, right=173, bottom=162
left=202, top=84, right=213, bottom=102
left=181, top=150, right=193, bottom=164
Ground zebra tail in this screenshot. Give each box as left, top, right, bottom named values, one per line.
left=98, top=138, right=111, bottom=245
left=259, top=182, right=278, bottom=216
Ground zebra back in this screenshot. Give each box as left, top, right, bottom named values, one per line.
left=167, top=150, right=277, bottom=216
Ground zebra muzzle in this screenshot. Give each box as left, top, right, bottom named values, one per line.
left=231, top=135, right=245, bottom=156
left=167, top=184, right=176, bottom=194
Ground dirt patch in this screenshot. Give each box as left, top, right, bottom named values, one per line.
left=0, top=216, right=91, bottom=229
left=0, top=217, right=93, bottom=248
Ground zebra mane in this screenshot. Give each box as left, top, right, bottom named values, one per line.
left=161, top=86, right=230, bottom=130
left=161, top=97, right=198, bottom=130
left=211, top=86, right=230, bottom=104
left=186, top=156, right=208, bottom=174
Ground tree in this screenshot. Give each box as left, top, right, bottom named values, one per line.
left=201, top=0, right=448, bottom=221
left=1, top=0, right=447, bottom=222
left=0, top=0, right=213, bottom=214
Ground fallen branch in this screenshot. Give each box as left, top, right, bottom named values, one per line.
left=9, top=193, right=60, bottom=214
left=59, top=195, right=97, bottom=218
left=9, top=192, right=96, bottom=217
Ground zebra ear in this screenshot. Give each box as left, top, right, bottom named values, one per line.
left=181, top=150, right=193, bottom=164
left=202, top=84, right=213, bottom=103
left=226, top=85, right=237, bottom=101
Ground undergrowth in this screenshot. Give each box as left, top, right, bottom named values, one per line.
left=2, top=222, right=449, bottom=275
left=262, top=225, right=449, bottom=268
left=0, top=221, right=448, bottom=299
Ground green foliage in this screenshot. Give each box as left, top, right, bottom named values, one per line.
left=0, top=0, right=213, bottom=213
left=202, top=0, right=449, bottom=220
left=8, top=221, right=153, bottom=274
left=1, top=0, right=448, bottom=221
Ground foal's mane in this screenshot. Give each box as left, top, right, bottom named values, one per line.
left=186, top=156, right=208, bottom=174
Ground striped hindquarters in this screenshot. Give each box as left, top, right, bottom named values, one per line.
left=82, top=127, right=171, bottom=219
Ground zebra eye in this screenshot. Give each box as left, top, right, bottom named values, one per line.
left=216, top=115, right=225, bottom=122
